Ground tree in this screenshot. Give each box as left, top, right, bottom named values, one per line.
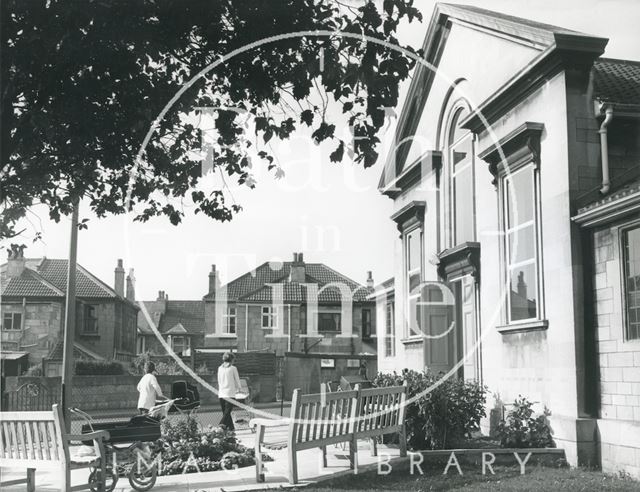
left=1, top=0, right=422, bottom=239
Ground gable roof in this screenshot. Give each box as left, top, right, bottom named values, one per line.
left=1, top=258, right=135, bottom=305
left=380, top=3, right=609, bottom=191
left=137, top=299, right=205, bottom=336
left=204, top=261, right=372, bottom=304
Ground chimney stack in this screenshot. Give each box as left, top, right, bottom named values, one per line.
left=208, top=264, right=219, bottom=294
left=290, top=251, right=306, bottom=283
left=7, top=244, right=26, bottom=278
left=114, top=259, right=125, bottom=296
left=366, top=271, right=374, bottom=288
left=126, top=268, right=135, bottom=301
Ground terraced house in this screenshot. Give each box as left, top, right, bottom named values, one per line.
left=202, top=253, right=376, bottom=357
left=375, top=3, right=640, bottom=477
left=0, top=251, right=138, bottom=371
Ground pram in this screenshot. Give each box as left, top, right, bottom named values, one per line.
left=169, top=380, right=200, bottom=414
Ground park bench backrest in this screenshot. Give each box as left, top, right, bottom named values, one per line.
left=289, top=388, right=358, bottom=448
left=353, top=384, right=407, bottom=437
left=0, top=404, right=66, bottom=468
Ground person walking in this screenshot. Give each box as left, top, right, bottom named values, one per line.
left=137, top=361, right=165, bottom=414
left=218, top=351, right=241, bottom=430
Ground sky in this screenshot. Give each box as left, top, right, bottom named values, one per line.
left=5, top=0, right=640, bottom=301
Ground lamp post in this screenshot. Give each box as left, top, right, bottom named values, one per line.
left=61, top=200, right=79, bottom=432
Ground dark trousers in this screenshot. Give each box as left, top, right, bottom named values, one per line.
left=219, top=398, right=235, bottom=430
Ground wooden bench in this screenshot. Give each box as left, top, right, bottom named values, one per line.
left=251, top=383, right=407, bottom=484
left=0, top=404, right=110, bottom=492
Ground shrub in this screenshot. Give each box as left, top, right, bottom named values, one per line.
left=131, top=352, right=184, bottom=375
left=154, top=415, right=268, bottom=475
left=25, top=364, right=43, bottom=377
left=75, top=359, right=124, bottom=375
left=496, top=396, right=554, bottom=448
left=373, top=370, right=487, bottom=450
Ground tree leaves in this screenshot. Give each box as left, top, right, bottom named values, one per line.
left=1, top=0, right=423, bottom=239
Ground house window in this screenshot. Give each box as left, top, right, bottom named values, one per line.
left=137, top=336, right=146, bottom=354
left=224, top=306, right=237, bottom=334
left=502, top=165, right=541, bottom=322
left=318, top=312, right=341, bottom=333
left=405, top=227, right=423, bottom=337
left=84, top=305, right=98, bottom=334
left=384, top=299, right=395, bottom=357
left=261, top=306, right=278, bottom=329
left=171, top=336, right=190, bottom=355
left=362, top=309, right=372, bottom=338
left=447, top=105, right=475, bottom=246
left=2, top=312, right=22, bottom=331
left=623, top=225, right=640, bottom=340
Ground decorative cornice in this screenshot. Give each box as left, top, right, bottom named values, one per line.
left=572, top=189, right=640, bottom=228
left=460, top=35, right=607, bottom=134
left=380, top=151, right=442, bottom=199
left=390, top=201, right=426, bottom=234
left=437, top=242, right=481, bottom=281
left=477, top=122, right=544, bottom=186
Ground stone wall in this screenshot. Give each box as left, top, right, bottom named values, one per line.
left=592, top=221, right=640, bottom=477
left=0, top=301, right=62, bottom=362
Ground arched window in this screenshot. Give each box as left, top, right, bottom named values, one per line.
left=446, top=104, right=475, bottom=246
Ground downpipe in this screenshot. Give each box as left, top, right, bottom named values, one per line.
left=598, top=105, right=614, bottom=195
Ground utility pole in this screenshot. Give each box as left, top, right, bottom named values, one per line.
left=61, top=200, right=79, bottom=432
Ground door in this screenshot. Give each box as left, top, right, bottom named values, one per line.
left=421, top=283, right=456, bottom=375
left=454, top=275, right=480, bottom=381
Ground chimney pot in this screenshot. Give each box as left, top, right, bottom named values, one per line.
left=126, top=268, right=135, bottom=302
left=298, top=252, right=304, bottom=263
left=114, top=258, right=125, bottom=296
left=366, top=271, right=374, bottom=288
left=6, top=245, right=27, bottom=278
left=208, top=264, right=219, bottom=294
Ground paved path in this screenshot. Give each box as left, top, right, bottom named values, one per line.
left=0, top=425, right=404, bottom=491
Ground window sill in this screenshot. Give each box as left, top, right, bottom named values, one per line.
left=204, top=333, right=237, bottom=338
left=400, top=337, right=424, bottom=345
left=496, top=319, right=548, bottom=334
left=79, top=333, right=100, bottom=338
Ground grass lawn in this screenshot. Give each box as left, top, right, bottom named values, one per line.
left=299, top=465, right=638, bottom=491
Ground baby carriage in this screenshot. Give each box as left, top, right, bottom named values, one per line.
left=169, top=380, right=201, bottom=414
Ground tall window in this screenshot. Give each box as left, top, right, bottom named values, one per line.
left=318, top=312, right=341, bottom=333
left=624, top=225, right=640, bottom=340
left=2, top=312, right=22, bottom=331
left=224, top=306, right=237, bottom=334
left=362, top=309, right=372, bottom=338
left=84, top=305, right=98, bottom=334
left=406, top=227, right=423, bottom=337
left=447, top=105, right=475, bottom=246
left=502, top=165, right=541, bottom=322
left=261, top=306, right=278, bottom=329
left=384, top=299, right=395, bottom=357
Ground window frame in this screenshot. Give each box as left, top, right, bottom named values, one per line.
left=317, top=311, right=342, bottom=334
left=384, top=298, right=396, bottom=358
left=261, top=305, right=278, bottom=329
left=170, top=335, right=190, bottom=354
left=499, top=163, right=545, bottom=325
left=83, top=304, right=98, bottom=334
left=444, top=101, right=476, bottom=249
left=2, top=312, right=22, bottom=331
left=404, top=224, right=424, bottom=338
left=362, top=308, right=372, bottom=338
left=223, top=306, right=237, bottom=335
left=622, top=221, right=640, bottom=341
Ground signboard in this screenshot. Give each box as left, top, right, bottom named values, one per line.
left=320, top=358, right=335, bottom=368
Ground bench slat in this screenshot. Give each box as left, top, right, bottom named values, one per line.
left=24, top=421, right=35, bottom=461
left=39, top=422, right=51, bottom=460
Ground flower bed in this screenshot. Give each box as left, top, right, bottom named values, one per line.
left=150, top=416, right=270, bottom=475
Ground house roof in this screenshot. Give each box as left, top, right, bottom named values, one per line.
left=1, top=258, right=134, bottom=305
left=593, top=58, right=640, bottom=107
left=137, top=299, right=205, bottom=336
left=204, top=261, right=373, bottom=304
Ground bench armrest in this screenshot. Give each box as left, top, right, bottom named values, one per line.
left=66, top=430, right=110, bottom=442
left=250, top=418, right=289, bottom=429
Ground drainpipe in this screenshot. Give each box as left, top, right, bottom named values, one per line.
left=598, top=104, right=614, bottom=194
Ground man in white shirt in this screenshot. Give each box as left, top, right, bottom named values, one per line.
left=137, top=361, right=165, bottom=413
